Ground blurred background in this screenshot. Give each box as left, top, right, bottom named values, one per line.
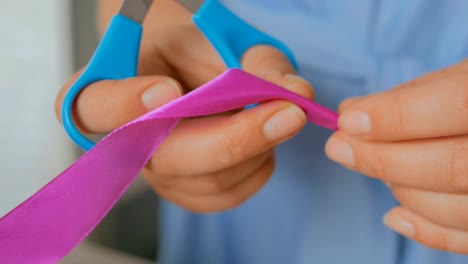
left=0, top=0, right=162, bottom=262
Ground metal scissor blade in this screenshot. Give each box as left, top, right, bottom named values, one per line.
left=119, top=0, right=154, bottom=24
left=176, top=0, right=205, bottom=13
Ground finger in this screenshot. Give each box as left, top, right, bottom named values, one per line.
left=147, top=100, right=306, bottom=177
left=338, top=60, right=468, bottom=113
left=384, top=206, right=468, bottom=255
left=242, top=45, right=315, bottom=99
left=55, top=75, right=183, bottom=133
left=152, top=156, right=275, bottom=213
left=325, top=132, right=468, bottom=193
left=338, top=59, right=468, bottom=141
left=145, top=151, right=273, bottom=196
left=153, top=24, right=226, bottom=89
left=390, top=185, right=468, bottom=231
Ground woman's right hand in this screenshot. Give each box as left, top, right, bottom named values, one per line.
left=55, top=0, right=314, bottom=213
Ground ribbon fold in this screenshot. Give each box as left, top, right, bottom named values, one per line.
left=0, top=69, right=338, bottom=264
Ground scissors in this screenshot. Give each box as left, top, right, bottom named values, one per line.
left=62, top=0, right=297, bottom=151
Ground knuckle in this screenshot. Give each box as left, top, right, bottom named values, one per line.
left=445, top=73, right=468, bottom=129
left=357, top=146, right=389, bottom=182
left=142, top=167, right=168, bottom=188
left=205, top=173, right=227, bottom=193
left=146, top=156, right=174, bottom=179
left=221, top=125, right=248, bottom=165
left=461, top=76, right=468, bottom=114
left=388, top=95, right=409, bottom=136
left=456, top=209, right=468, bottom=230
left=373, top=153, right=391, bottom=182
left=446, top=144, right=468, bottom=192
left=429, top=231, right=450, bottom=252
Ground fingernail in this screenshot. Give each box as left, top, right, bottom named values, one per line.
left=142, top=80, right=182, bottom=110
left=339, top=111, right=371, bottom=135
left=264, top=105, right=306, bottom=141
left=383, top=213, right=415, bottom=238
left=325, top=137, right=355, bottom=167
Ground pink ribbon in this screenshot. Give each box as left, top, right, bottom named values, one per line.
left=0, top=69, right=338, bottom=263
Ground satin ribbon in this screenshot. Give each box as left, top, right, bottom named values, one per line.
left=0, top=69, right=338, bottom=263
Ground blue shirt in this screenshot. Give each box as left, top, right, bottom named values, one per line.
left=159, top=1, right=468, bottom=263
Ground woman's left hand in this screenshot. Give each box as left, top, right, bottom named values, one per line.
left=326, top=59, right=468, bottom=254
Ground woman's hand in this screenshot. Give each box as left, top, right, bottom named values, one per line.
left=326, top=60, right=468, bottom=254
left=55, top=0, right=313, bottom=213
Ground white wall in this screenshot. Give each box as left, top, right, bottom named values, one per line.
left=0, top=0, right=76, bottom=216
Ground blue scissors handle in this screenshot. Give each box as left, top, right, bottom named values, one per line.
left=62, top=0, right=297, bottom=151
left=193, top=0, right=297, bottom=69
left=61, top=15, right=143, bottom=151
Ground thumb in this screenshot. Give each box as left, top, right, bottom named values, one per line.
left=242, top=45, right=314, bottom=100
left=55, top=74, right=183, bottom=134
